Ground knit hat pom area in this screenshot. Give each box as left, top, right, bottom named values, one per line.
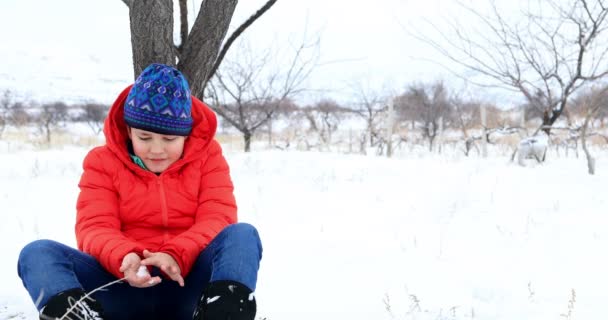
left=124, top=63, right=193, bottom=136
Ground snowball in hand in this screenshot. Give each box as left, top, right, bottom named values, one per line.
left=136, top=265, right=150, bottom=278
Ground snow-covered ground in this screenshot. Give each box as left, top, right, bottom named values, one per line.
left=1, top=137, right=607, bottom=320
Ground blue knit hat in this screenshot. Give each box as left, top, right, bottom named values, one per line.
left=124, top=63, right=193, bottom=136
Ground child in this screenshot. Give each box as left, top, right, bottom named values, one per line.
left=17, top=63, right=262, bottom=320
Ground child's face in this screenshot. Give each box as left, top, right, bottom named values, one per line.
left=128, top=127, right=186, bottom=173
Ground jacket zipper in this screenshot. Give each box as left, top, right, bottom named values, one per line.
left=157, top=178, right=170, bottom=242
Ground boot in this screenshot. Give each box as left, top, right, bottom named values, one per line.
left=192, top=280, right=256, bottom=320
left=40, top=288, right=105, bottom=320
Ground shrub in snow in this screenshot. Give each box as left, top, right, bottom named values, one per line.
left=517, top=134, right=548, bottom=166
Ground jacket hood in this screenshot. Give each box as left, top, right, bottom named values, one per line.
left=103, top=85, right=217, bottom=173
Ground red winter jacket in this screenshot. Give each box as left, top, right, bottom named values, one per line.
left=75, top=85, right=237, bottom=279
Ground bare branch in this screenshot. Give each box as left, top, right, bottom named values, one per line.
left=203, top=0, right=278, bottom=90
left=177, top=0, right=189, bottom=54
left=121, top=0, right=133, bottom=8
left=208, top=30, right=318, bottom=151
left=408, top=0, right=608, bottom=134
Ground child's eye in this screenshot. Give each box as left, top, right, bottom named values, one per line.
left=138, top=136, right=151, bottom=141
left=163, top=137, right=177, bottom=141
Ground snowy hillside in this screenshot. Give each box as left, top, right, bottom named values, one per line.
left=1, top=138, right=606, bottom=319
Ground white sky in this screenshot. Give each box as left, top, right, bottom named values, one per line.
left=0, top=0, right=522, bottom=106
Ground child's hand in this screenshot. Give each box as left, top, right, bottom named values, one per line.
left=141, top=250, right=185, bottom=287
left=120, top=252, right=162, bottom=288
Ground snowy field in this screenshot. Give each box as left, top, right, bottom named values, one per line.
left=1, top=138, right=607, bottom=320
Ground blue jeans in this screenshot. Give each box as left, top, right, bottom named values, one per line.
left=17, top=223, right=262, bottom=320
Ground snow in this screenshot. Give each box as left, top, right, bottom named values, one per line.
left=1, top=136, right=607, bottom=319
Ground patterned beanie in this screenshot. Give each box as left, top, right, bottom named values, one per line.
left=124, top=63, right=193, bottom=136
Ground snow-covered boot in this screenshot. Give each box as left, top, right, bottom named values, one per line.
left=40, top=288, right=105, bottom=320
left=192, top=280, right=256, bottom=320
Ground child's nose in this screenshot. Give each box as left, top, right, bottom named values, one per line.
left=150, top=141, right=164, bottom=153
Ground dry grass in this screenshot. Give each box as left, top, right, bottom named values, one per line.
left=1, top=127, right=104, bottom=150
left=2, top=124, right=607, bottom=154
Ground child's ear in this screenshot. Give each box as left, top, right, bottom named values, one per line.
left=126, top=126, right=131, bottom=135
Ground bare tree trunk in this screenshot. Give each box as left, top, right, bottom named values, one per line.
left=480, top=103, right=487, bottom=158
left=178, top=0, right=238, bottom=97
left=582, top=112, right=596, bottom=175
left=367, top=119, right=374, bottom=147
left=129, top=0, right=175, bottom=77
left=581, top=108, right=599, bottom=174
left=437, top=116, right=443, bottom=154
left=386, top=98, right=394, bottom=157
left=45, top=122, right=51, bottom=144
left=267, top=119, right=273, bottom=147
left=124, top=0, right=277, bottom=102
left=0, top=118, right=5, bottom=140
left=244, top=131, right=252, bottom=152
left=178, top=0, right=189, bottom=52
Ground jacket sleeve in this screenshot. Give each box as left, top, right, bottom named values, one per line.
left=76, top=148, right=145, bottom=279
left=159, top=140, right=237, bottom=277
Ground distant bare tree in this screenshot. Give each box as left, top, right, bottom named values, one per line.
left=573, top=86, right=608, bottom=174
left=347, top=83, right=387, bottom=153
left=451, top=99, right=480, bottom=137
left=121, top=0, right=277, bottom=98
left=262, top=98, right=299, bottom=148
left=450, top=98, right=482, bottom=155
left=397, top=82, right=452, bottom=151
left=0, top=90, right=12, bottom=139
left=570, top=84, right=608, bottom=128
left=206, top=37, right=318, bottom=152
left=301, top=99, right=346, bottom=150
left=81, top=103, right=109, bottom=135
left=38, top=102, right=69, bottom=144
left=413, top=0, right=608, bottom=135
left=8, top=102, right=31, bottom=127
left=596, top=98, right=608, bottom=127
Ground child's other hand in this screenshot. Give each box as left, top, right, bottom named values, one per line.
left=141, top=249, right=185, bottom=287
left=120, top=252, right=162, bottom=288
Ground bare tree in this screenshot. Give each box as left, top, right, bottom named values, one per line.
left=519, top=90, right=550, bottom=123
left=596, top=97, right=608, bottom=127
left=0, top=90, right=12, bottom=139
left=412, top=0, right=608, bottom=135
left=346, top=82, right=387, bottom=154
left=38, top=102, right=69, bottom=144
left=122, top=0, right=278, bottom=98
left=301, top=99, right=346, bottom=150
left=8, top=102, right=31, bottom=128
left=396, top=82, right=452, bottom=151
left=81, top=103, right=109, bottom=135
left=450, top=98, right=483, bottom=156
left=452, top=99, right=480, bottom=138
left=573, top=85, right=608, bottom=174
left=206, top=38, right=318, bottom=152
left=262, top=98, right=298, bottom=148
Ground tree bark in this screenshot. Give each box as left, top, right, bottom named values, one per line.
left=582, top=111, right=596, bottom=175
left=178, top=0, right=189, bottom=52
left=267, top=118, right=273, bottom=147
left=178, top=0, right=238, bottom=98
left=121, top=0, right=133, bottom=8
left=244, top=131, right=252, bottom=152
left=129, top=0, right=175, bottom=78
